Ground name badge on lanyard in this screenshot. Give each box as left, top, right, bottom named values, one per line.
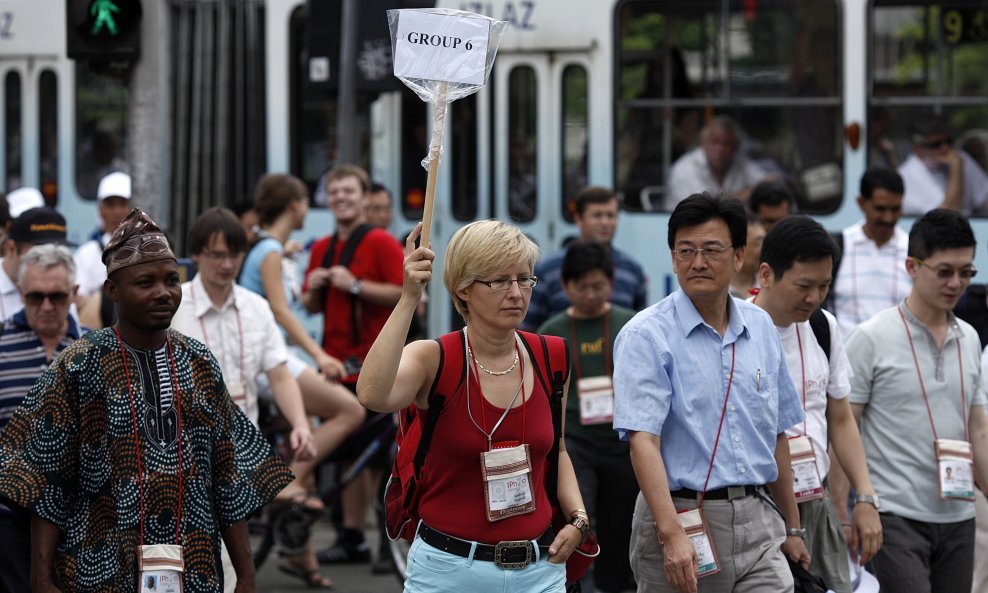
left=789, top=435, right=825, bottom=503
left=139, top=544, right=184, bottom=593
left=480, top=443, right=535, bottom=521
left=935, top=438, right=975, bottom=501
left=577, top=376, right=614, bottom=425
left=674, top=509, right=720, bottom=578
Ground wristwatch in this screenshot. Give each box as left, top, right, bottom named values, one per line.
left=349, top=279, right=362, bottom=296
left=786, top=527, right=807, bottom=540
left=855, top=493, right=881, bottom=510
left=569, top=514, right=591, bottom=542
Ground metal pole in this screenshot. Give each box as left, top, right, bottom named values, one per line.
left=336, top=0, right=360, bottom=165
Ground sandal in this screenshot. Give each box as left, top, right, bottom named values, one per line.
left=278, top=563, right=334, bottom=590
left=273, top=489, right=325, bottom=514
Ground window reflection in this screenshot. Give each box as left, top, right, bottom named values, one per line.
left=449, top=92, right=479, bottom=221
left=75, top=64, right=128, bottom=200
left=561, top=65, right=588, bottom=222
left=614, top=0, right=843, bottom=213
left=39, top=70, right=57, bottom=207
left=508, top=66, right=537, bottom=222
left=5, top=71, right=21, bottom=192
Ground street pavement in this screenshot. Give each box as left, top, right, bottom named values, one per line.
left=255, top=518, right=403, bottom=593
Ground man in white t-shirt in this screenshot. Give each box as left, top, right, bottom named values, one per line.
left=829, top=167, right=912, bottom=338
left=898, top=115, right=988, bottom=216
left=73, top=172, right=132, bottom=303
left=665, top=116, right=767, bottom=210
left=751, top=215, right=882, bottom=592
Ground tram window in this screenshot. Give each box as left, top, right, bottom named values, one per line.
left=5, top=71, right=21, bottom=192
left=614, top=0, right=843, bottom=214
left=39, top=70, right=57, bottom=207
left=869, top=2, right=988, bottom=216
left=561, top=65, right=588, bottom=223
left=448, top=92, right=480, bottom=221
left=508, top=66, right=538, bottom=223
left=74, top=64, right=128, bottom=200
left=400, top=90, right=430, bottom=220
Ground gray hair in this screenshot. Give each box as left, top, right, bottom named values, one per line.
left=17, top=244, right=77, bottom=288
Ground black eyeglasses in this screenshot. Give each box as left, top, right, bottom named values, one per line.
left=919, top=137, right=952, bottom=150
left=672, top=245, right=733, bottom=262
left=473, top=276, right=538, bottom=291
left=23, top=291, right=70, bottom=305
left=912, top=257, right=977, bottom=280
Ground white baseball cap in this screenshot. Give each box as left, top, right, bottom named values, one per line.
left=97, top=172, right=132, bottom=201
left=6, top=187, right=46, bottom=219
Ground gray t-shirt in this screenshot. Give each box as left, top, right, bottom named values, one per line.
left=847, top=303, right=986, bottom=523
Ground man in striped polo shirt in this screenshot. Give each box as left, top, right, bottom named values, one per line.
left=0, top=244, right=82, bottom=593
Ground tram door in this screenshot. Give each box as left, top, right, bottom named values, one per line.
left=0, top=59, right=60, bottom=201
left=425, top=51, right=591, bottom=337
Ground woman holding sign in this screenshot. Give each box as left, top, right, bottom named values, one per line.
left=358, top=220, right=588, bottom=592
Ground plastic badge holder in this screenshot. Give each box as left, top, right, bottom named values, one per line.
left=789, top=435, right=825, bottom=503
left=935, top=438, right=975, bottom=501
left=675, top=508, right=720, bottom=578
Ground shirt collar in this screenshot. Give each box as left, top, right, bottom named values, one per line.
left=672, top=288, right=749, bottom=342
left=897, top=298, right=965, bottom=342
left=190, top=273, right=238, bottom=319
left=10, top=309, right=82, bottom=341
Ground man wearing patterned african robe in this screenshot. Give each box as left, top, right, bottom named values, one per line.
left=0, top=209, right=293, bottom=593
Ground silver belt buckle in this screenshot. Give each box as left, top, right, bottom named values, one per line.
left=494, top=540, right=533, bottom=569
left=727, top=486, right=748, bottom=500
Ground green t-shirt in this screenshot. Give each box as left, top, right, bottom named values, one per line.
left=537, top=305, right=637, bottom=444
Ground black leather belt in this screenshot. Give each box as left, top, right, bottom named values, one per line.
left=671, top=485, right=760, bottom=500
left=418, top=523, right=553, bottom=569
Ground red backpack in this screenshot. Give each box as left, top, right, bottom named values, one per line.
left=382, top=329, right=599, bottom=580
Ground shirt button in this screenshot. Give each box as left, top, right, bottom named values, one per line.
left=740, top=468, right=747, bottom=474
left=735, top=436, right=741, bottom=442
left=730, top=405, right=736, bottom=412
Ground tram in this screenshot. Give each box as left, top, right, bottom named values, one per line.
left=2, top=0, right=987, bottom=336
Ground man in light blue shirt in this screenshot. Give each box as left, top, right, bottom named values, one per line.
left=614, top=193, right=808, bottom=593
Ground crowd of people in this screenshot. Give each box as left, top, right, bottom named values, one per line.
left=0, top=135, right=988, bottom=593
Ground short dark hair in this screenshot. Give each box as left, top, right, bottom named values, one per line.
left=561, top=241, right=614, bottom=283
left=369, top=182, right=392, bottom=200
left=860, top=167, right=904, bottom=199
left=911, top=114, right=949, bottom=142
left=908, top=208, right=976, bottom=259
left=667, top=193, right=747, bottom=249
left=253, top=173, right=307, bottom=227
left=573, top=186, right=618, bottom=216
left=187, top=207, right=248, bottom=255
left=749, top=180, right=795, bottom=213
left=760, top=216, right=840, bottom=280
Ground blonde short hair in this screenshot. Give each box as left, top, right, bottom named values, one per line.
left=444, top=219, right=540, bottom=321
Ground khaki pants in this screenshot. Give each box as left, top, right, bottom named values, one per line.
left=630, top=491, right=793, bottom=593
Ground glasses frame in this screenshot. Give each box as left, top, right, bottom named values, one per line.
left=23, top=291, right=71, bottom=306
left=911, top=257, right=977, bottom=280
left=672, top=245, right=734, bottom=262
left=473, top=276, right=539, bottom=291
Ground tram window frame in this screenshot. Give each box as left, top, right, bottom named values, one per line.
left=73, top=63, right=129, bottom=201
left=507, top=65, right=538, bottom=223
left=612, top=0, right=845, bottom=215
left=5, top=71, right=21, bottom=193
left=39, top=70, right=58, bottom=207
left=561, top=64, right=589, bottom=224
left=867, top=1, right=988, bottom=217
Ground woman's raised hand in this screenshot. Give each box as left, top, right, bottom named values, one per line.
left=403, top=222, right=435, bottom=301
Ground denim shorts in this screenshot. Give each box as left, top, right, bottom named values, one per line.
left=403, top=535, right=566, bottom=593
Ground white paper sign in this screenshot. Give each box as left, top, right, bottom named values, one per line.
left=394, top=11, right=491, bottom=85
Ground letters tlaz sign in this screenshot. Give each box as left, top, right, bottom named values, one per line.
left=66, top=0, right=143, bottom=62
left=305, top=0, right=433, bottom=93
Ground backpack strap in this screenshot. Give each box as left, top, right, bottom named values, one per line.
left=518, top=330, right=570, bottom=507
left=411, top=331, right=468, bottom=477
left=808, top=308, right=831, bottom=364
left=321, top=224, right=375, bottom=345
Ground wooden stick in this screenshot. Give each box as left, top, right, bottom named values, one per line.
left=421, top=81, right=449, bottom=248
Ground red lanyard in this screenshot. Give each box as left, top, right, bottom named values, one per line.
left=699, top=343, right=736, bottom=509
left=470, top=339, right=527, bottom=446
left=191, top=284, right=245, bottom=385
left=795, top=325, right=808, bottom=435
left=115, top=327, right=185, bottom=546
left=569, top=313, right=611, bottom=379
left=897, top=306, right=968, bottom=442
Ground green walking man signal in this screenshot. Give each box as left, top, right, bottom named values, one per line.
left=66, top=0, right=142, bottom=62
left=90, top=0, right=121, bottom=36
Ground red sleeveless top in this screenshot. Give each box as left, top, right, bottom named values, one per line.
left=416, top=334, right=554, bottom=543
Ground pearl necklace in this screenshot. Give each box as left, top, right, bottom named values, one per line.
left=468, top=346, right=519, bottom=376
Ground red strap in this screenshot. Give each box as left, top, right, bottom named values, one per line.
left=698, top=343, right=736, bottom=509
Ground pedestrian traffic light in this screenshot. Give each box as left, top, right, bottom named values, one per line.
left=66, top=0, right=143, bottom=62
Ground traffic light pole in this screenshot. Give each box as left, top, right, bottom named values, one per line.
left=335, top=0, right=360, bottom=166
left=127, top=0, right=167, bottom=225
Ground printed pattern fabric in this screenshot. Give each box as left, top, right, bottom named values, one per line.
left=0, top=327, right=293, bottom=593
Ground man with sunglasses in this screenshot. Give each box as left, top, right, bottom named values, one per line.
left=898, top=115, right=988, bottom=216
left=0, top=244, right=81, bottom=593
left=843, top=209, right=988, bottom=593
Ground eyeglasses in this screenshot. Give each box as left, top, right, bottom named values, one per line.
left=23, top=291, right=70, bottom=306
left=919, top=136, right=952, bottom=150
left=201, top=250, right=244, bottom=262
left=912, top=257, right=977, bottom=279
left=473, top=276, right=538, bottom=291
left=672, top=245, right=733, bottom=262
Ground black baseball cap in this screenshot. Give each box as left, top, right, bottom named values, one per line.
left=9, top=207, right=76, bottom=246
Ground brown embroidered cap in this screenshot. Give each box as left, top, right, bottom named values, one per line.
left=101, top=208, right=176, bottom=275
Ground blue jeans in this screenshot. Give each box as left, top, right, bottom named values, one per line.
left=403, top=534, right=566, bottom=593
